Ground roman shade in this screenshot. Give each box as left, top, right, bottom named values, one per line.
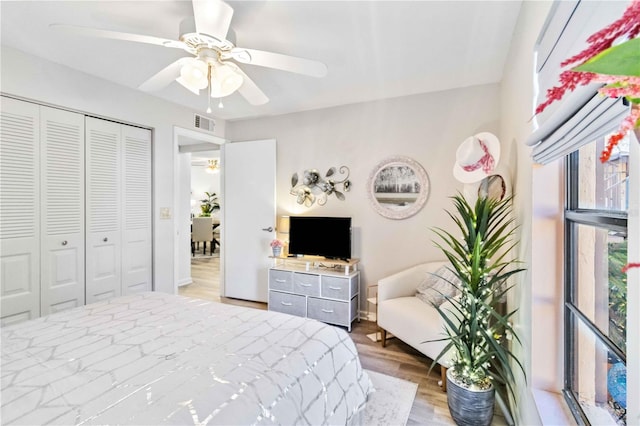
left=527, top=0, right=630, bottom=165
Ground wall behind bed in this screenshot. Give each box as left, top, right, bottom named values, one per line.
left=226, top=83, right=501, bottom=313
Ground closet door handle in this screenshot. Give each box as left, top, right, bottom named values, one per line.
left=321, top=309, right=334, bottom=314
left=61, top=240, right=68, bottom=246
left=328, top=286, right=341, bottom=290
left=299, top=283, right=312, bottom=287
left=262, top=227, right=273, bottom=232
left=280, top=301, right=293, bottom=306
left=103, top=237, right=108, bottom=242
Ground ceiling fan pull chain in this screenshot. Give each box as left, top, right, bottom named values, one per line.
left=206, top=63, right=213, bottom=114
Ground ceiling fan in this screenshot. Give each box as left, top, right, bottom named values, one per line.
left=50, top=0, right=328, bottom=110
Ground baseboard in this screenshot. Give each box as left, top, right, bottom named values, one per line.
left=177, top=277, right=193, bottom=287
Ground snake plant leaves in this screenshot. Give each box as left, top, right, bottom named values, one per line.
left=326, top=167, right=336, bottom=177
left=291, top=172, right=298, bottom=187
left=573, top=37, right=640, bottom=77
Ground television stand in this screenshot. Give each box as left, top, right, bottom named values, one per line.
left=267, top=256, right=360, bottom=332
left=269, top=256, right=359, bottom=275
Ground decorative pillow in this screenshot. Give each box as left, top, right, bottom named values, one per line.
left=415, top=266, right=460, bottom=307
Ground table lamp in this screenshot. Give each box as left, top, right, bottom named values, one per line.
left=278, top=215, right=290, bottom=256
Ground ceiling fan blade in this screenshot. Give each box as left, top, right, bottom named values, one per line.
left=50, top=23, right=187, bottom=49
left=139, top=58, right=191, bottom=92
left=233, top=67, right=269, bottom=106
left=231, top=48, right=327, bottom=78
left=192, top=0, right=234, bottom=42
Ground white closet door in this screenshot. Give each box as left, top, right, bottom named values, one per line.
left=0, top=97, right=40, bottom=325
left=40, top=106, right=85, bottom=314
left=121, top=125, right=152, bottom=294
left=85, top=117, right=122, bottom=303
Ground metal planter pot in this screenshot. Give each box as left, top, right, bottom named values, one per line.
left=446, top=369, right=495, bottom=426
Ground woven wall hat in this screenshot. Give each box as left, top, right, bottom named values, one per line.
left=452, top=132, right=501, bottom=183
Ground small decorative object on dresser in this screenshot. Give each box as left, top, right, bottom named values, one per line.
left=270, top=239, right=284, bottom=257
left=268, top=257, right=360, bottom=331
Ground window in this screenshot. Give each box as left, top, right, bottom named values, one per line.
left=565, top=136, right=629, bottom=425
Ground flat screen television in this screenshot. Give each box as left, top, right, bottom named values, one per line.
left=288, top=216, right=352, bottom=260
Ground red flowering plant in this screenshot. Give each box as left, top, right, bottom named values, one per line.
left=270, top=239, right=284, bottom=248
left=535, top=0, right=640, bottom=163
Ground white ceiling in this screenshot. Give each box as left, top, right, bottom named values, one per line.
left=0, top=1, right=522, bottom=122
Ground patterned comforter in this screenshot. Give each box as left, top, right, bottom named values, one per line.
left=1, top=292, right=372, bottom=425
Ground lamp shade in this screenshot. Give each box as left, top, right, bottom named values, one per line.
left=210, top=62, right=244, bottom=98
left=278, top=216, right=290, bottom=234
left=179, top=58, right=208, bottom=91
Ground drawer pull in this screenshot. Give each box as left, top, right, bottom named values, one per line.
left=321, top=308, right=334, bottom=314
left=281, top=302, right=293, bottom=306
left=299, top=283, right=312, bottom=287
left=328, top=286, right=341, bottom=290
left=275, top=279, right=287, bottom=283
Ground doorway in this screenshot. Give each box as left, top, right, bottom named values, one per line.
left=173, top=126, right=224, bottom=299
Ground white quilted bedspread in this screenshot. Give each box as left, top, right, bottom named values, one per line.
left=1, top=292, right=372, bottom=425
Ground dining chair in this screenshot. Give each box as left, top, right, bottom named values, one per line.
left=192, top=217, right=214, bottom=256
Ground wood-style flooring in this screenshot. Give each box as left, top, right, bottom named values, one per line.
left=180, top=256, right=507, bottom=425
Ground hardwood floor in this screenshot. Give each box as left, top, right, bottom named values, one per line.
left=180, top=256, right=506, bottom=425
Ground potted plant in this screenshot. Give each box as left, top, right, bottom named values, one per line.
left=430, top=194, right=525, bottom=426
left=270, top=239, right=284, bottom=257
left=200, top=191, right=220, bottom=217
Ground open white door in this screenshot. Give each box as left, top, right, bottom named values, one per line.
left=222, top=139, right=276, bottom=302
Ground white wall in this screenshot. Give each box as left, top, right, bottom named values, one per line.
left=1, top=46, right=226, bottom=294
left=499, top=1, right=561, bottom=424
left=227, top=83, right=502, bottom=309
left=177, top=152, right=192, bottom=287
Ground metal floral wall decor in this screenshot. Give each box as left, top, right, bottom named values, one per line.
left=290, top=167, right=351, bottom=207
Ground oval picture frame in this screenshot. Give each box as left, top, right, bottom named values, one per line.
left=367, top=156, right=430, bottom=219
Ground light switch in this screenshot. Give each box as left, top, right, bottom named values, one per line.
left=160, top=207, right=172, bottom=219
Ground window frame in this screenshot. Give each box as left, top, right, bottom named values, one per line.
left=563, top=149, right=628, bottom=425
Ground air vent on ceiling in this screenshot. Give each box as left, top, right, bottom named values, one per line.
left=194, top=114, right=215, bottom=132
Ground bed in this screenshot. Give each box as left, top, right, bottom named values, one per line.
left=1, top=292, right=372, bottom=425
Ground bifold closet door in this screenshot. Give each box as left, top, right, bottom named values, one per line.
left=85, top=117, right=122, bottom=303
left=121, top=125, right=152, bottom=294
left=40, top=106, right=86, bottom=314
left=0, top=97, right=41, bottom=324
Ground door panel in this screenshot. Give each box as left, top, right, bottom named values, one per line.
left=122, top=125, right=152, bottom=294
left=0, top=97, right=40, bottom=323
left=85, top=117, right=122, bottom=303
left=222, top=139, right=276, bottom=302
left=40, top=106, right=85, bottom=314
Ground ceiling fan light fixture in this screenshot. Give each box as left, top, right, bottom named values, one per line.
left=180, top=58, right=209, bottom=90
left=210, top=62, right=244, bottom=98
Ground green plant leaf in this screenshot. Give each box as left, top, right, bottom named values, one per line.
left=573, top=37, right=640, bottom=77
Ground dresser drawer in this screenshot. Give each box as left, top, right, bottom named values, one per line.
left=269, top=269, right=293, bottom=292
left=307, top=297, right=349, bottom=326
left=293, top=273, right=320, bottom=297
left=268, top=291, right=306, bottom=317
left=320, top=276, right=352, bottom=301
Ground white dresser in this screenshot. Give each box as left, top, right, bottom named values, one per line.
left=268, top=259, right=360, bottom=331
